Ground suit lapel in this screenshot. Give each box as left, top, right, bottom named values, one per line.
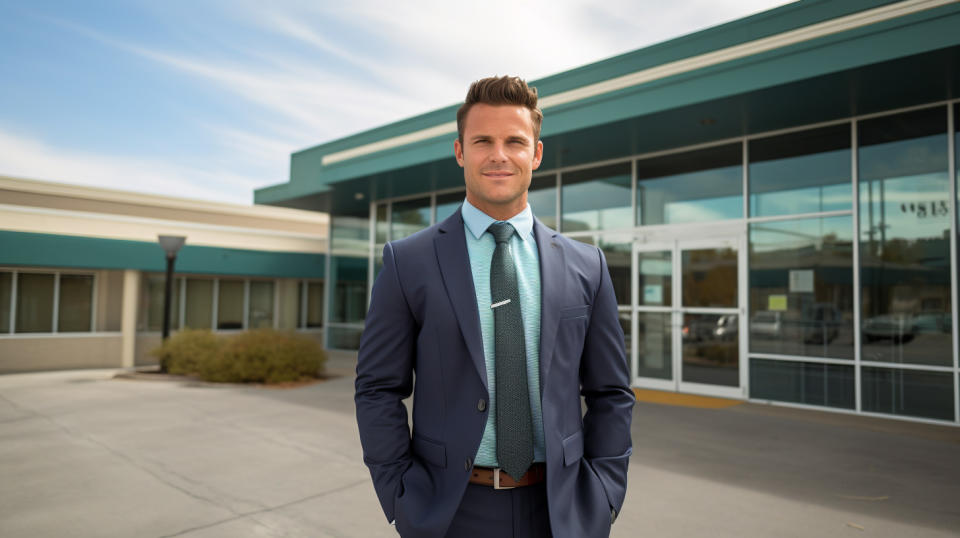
left=434, top=209, right=488, bottom=389
left=534, top=217, right=565, bottom=386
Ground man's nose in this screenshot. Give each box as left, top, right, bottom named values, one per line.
left=488, top=142, right=508, bottom=162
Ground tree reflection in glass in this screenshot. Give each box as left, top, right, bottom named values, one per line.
left=858, top=107, right=952, bottom=367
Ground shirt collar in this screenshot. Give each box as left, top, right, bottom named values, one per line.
left=461, top=197, right=534, bottom=241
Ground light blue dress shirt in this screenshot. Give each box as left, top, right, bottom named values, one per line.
left=461, top=198, right=545, bottom=466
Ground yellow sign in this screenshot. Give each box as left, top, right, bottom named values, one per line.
left=768, top=295, right=787, bottom=311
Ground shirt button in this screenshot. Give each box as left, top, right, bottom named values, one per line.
left=477, top=399, right=486, bottom=412
left=464, top=458, right=472, bottom=471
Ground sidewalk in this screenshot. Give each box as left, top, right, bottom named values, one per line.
left=0, top=354, right=957, bottom=537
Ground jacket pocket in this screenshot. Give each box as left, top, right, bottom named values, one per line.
left=412, top=434, right=447, bottom=468
left=561, top=429, right=584, bottom=466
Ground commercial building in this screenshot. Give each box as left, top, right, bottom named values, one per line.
left=0, top=175, right=328, bottom=373
left=255, top=0, right=960, bottom=424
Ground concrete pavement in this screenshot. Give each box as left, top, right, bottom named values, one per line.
left=1, top=353, right=958, bottom=537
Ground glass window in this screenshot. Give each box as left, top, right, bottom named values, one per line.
left=749, top=124, right=852, bottom=216
left=562, top=162, right=632, bottom=232
left=859, top=107, right=951, bottom=367
left=142, top=274, right=180, bottom=332
left=375, top=203, right=389, bottom=244
left=276, top=279, right=300, bottom=330
left=682, top=248, right=737, bottom=308
left=331, top=214, right=370, bottom=255
left=0, top=272, right=11, bottom=333
left=750, top=359, right=855, bottom=409
left=637, top=312, right=672, bottom=379
left=329, top=326, right=363, bottom=350
left=58, top=274, right=93, bottom=332
left=637, top=143, right=742, bottom=225
left=16, top=273, right=54, bottom=333
left=861, top=367, right=954, bottom=421
left=392, top=197, right=431, bottom=241
left=303, top=281, right=324, bottom=328
left=528, top=175, right=557, bottom=229
left=435, top=191, right=464, bottom=223
left=330, top=256, right=367, bottom=324
left=638, top=250, right=671, bottom=307
left=184, top=278, right=213, bottom=329
left=217, top=280, right=244, bottom=330
left=749, top=216, right=854, bottom=359
left=682, top=312, right=739, bottom=386
left=599, top=238, right=631, bottom=306
left=249, top=280, right=274, bottom=329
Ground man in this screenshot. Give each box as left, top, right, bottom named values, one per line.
left=355, top=76, right=635, bottom=538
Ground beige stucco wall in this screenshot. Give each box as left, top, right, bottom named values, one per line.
left=0, top=335, right=123, bottom=373
left=96, top=270, right=125, bottom=332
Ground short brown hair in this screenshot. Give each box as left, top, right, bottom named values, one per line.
left=456, top=76, right=543, bottom=143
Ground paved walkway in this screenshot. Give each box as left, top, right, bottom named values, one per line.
left=1, top=353, right=958, bottom=537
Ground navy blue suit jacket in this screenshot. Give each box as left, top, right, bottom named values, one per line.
left=355, top=208, right=635, bottom=538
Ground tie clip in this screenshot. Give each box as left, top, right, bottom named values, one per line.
left=491, top=299, right=510, bottom=309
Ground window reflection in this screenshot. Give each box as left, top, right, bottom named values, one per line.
left=435, top=191, right=464, bottom=224
left=638, top=250, right=671, bottom=307
left=637, top=312, right=671, bottom=380
left=599, top=239, right=631, bottom=306
left=749, top=124, right=851, bottom=216
left=858, top=107, right=952, bottom=367
left=529, top=175, right=558, bottom=229
left=562, top=163, right=632, bottom=232
left=682, top=248, right=737, bottom=308
left=750, top=359, right=854, bottom=409
left=862, top=367, right=954, bottom=421
left=681, top=313, right=739, bottom=386
left=749, top=216, right=854, bottom=359
left=0, top=272, right=10, bottom=333
left=392, top=197, right=432, bottom=241
left=637, top=143, right=742, bottom=225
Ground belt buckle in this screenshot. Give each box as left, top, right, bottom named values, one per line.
left=493, top=468, right=515, bottom=490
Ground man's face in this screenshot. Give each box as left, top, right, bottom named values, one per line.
left=454, top=103, right=543, bottom=219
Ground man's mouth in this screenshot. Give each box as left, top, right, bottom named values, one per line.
left=482, top=170, right=515, bottom=178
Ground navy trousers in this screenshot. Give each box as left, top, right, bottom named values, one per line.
left=443, top=482, right=553, bottom=538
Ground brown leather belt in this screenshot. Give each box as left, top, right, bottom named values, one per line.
left=470, top=463, right=546, bottom=489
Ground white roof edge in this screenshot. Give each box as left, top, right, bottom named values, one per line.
left=0, top=175, right=329, bottom=224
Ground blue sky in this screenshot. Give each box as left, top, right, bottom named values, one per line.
left=0, top=0, right=789, bottom=205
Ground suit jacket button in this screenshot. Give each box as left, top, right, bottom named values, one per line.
left=477, top=399, right=486, bottom=412
left=464, top=458, right=472, bottom=471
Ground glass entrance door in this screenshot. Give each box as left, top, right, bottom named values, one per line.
left=634, top=235, right=745, bottom=398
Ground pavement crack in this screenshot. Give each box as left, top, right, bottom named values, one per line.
left=155, top=479, right=368, bottom=538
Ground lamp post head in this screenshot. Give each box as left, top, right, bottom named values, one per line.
left=158, top=235, right=186, bottom=259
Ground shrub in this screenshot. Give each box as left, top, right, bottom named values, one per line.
left=200, top=329, right=326, bottom=384
left=151, top=329, right=220, bottom=376
left=151, top=329, right=326, bottom=384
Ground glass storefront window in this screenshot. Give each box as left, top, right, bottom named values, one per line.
left=217, top=280, right=244, bottom=330
left=637, top=312, right=672, bottom=380
left=15, top=273, right=54, bottom=333
left=637, top=143, right=742, bottom=225
left=58, top=274, right=93, bottom=332
left=184, top=278, right=213, bottom=329
left=638, top=250, right=671, bottom=307
left=528, top=175, right=557, bottom=230
left=249, top=280, right=274, bottom=329
left=375, top=203, right=389, bottom=244
left=300, top=281, right=324, bottom=328
left=561, top=162, right=632, bottom=232
left=0, top=272, right=11, bottom=333
left=861, top=366, right=954, bottom=421
left=859, top=107, right=951, bottom=367
left=749, top=216, right=854, bottom=359
left=142, top=275, right=180, bottom=332
left=330, top=256, right=368, bottom=324
left=599, top=238, right=631, bottom=306
left=750, top=359, right=855, bottom=409
left=682, top=248, right=737, bottom=308
left=392, top=197, right=431, bottom=241
left=682, top=312, right=739, bottom=386
left=749, top=124, right=852, bottom=216
left=436, top=191, right=464, bottom=223
left=276, top=279, right=300, bottom=330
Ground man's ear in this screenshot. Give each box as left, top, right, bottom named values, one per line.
left=532, top=139, right=544, bottom=170
left=454, top=138, right=464, bottom=167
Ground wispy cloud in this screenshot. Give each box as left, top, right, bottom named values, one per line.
left=0, top=126, right=265, bottom=205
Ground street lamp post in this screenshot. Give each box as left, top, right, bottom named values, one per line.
left=158, top=235, right=186, bottom=373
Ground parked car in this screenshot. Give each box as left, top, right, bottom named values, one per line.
left=862, top=313, right=915, bottom=343
left=751, top=310, right=783, bottom=339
